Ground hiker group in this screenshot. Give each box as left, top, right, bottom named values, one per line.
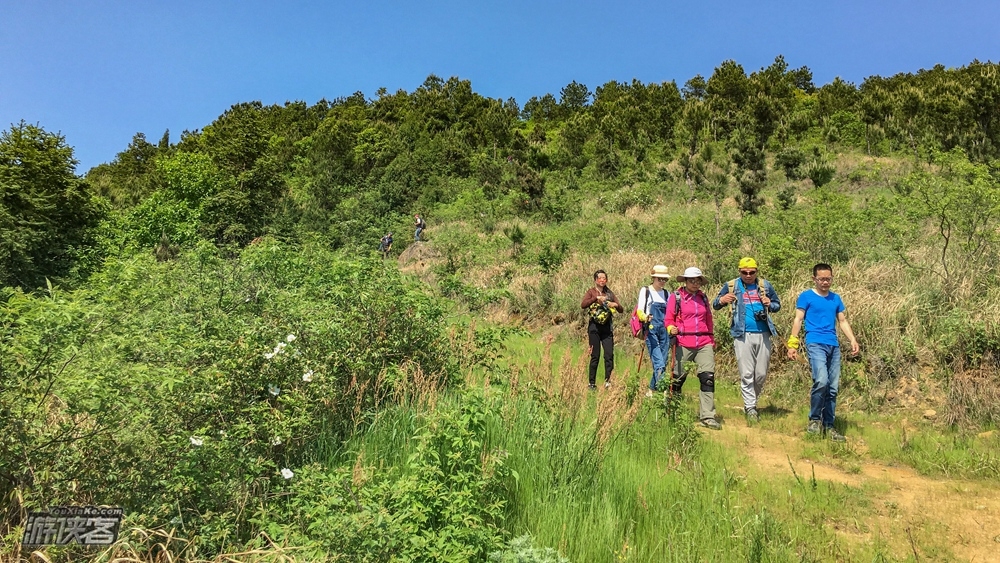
left=581, top=259, right=858, bottom=441
left=376, top=214, right=427, bottom=257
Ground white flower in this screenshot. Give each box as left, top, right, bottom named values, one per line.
left=280, top=468, right=294, bottom=480
left=189, top=436, right=204, bottom=447
left=268, top=384, right=281, bottom=397
left=271, top=436, right=282, bottom=446
left=277, top=341, right=287, bottom=349
left=264, top=352, right=275, bottom=359
left=218, top=430, right=227, bottom=437
left=302, top=370, right=314, bottom=382
left=286, top=334, right=296, bottom=342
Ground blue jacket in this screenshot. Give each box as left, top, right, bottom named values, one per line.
left=712, top=278, right=781, bottom=338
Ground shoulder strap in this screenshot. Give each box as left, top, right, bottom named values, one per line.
left=643, top=285, right=652, bottom=313
left=673, top=290, right=682, bottom=317
left=728, top=278, right=737, bottom=296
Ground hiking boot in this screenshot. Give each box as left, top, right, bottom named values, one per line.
left=826, top=427, right=847, bottom=442
left=745, top=407, right=759, bottom=424
left=806, top=420, right=822, bottom=435
left=588, top=383, right=597, bottom=391
left=604, top=381, right=612, bottom=389
left=700, top=418, right=722, bottom=430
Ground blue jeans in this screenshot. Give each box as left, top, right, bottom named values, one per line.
left=646, top=326, right=670, bottom=390
left=806, top=343, right=841, bottom=428
left=415, top=227, right=423, bottom=241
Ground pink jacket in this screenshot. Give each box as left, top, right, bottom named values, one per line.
left=665, top=288, right=715, bottom=348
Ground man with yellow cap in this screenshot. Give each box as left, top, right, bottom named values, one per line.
left=713, top=257, right=781, bottom=423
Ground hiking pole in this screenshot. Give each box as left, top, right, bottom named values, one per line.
left=665, top=336, right=677, bottom=417
left=637, top=338, right=646, bottom=372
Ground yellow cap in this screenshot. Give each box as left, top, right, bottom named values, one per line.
left=738, top=257, right=758, bottom=270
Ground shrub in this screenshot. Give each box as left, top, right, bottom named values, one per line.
left=775, top=147, right=806, bottom=180
left=264, top=394, right=511, bottom=561
left=489, top=535, right=571, bottom=563
left=806, top=161, right=836, bottom=188
left=596, top=184, right=655, bottom=214
left=0, top=241, right=455, bottom=555
left=537, top=241, right=570, bottom=274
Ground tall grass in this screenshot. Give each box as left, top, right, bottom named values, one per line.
left=483, top=344, right=896, bottom=562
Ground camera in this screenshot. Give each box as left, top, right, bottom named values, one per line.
left=753, top=309, right=768, bottom=322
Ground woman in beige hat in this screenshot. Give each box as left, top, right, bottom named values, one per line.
left=635, top=265, right=671, bottom=397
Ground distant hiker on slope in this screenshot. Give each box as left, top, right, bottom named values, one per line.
left=378, top=232, right=393, bottom=259
left=414, top=214, right=426, bottom=241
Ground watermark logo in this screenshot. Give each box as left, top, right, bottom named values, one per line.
left=21, top=506, right=123, bottom=547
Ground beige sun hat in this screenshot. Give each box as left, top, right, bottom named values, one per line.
left=651, top=265, right=671, bottom=279
left=676, top=266, right=706, bottom=283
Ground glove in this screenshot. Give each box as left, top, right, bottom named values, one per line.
left=666, top=325, right=678, bottom=336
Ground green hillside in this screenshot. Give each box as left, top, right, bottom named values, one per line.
left=3, top=57, right=1000, bottom=561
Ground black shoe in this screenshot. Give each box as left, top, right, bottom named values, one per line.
left=588, top=384, right=597, bottom=391
left=826, top=427, right=847, bottom=442
left=745, top=407, right=759, bottom=423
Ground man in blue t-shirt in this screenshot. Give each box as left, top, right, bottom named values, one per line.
left=786, top=263, right=859, bottom=442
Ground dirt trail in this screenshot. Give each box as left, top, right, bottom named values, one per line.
left=707, top=418, right=1000, bottom=562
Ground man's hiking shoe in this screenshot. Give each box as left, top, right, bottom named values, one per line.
left=604, top=381, right=611, bottom=389
left=745, top=407, right=759, bottom=423
left=645, top=389, right=654, bottom=399
left=700, top=418, right=722, bottom=430
left=588, top=384, right=597, bottom=391
left=826, top=427, right=847, bottom=442
left=806, top=420, right=822, bottom=435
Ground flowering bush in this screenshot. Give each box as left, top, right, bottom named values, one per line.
left=0, top=239, right=454, bottom=555
left=262, top=393, right=511, bottom=561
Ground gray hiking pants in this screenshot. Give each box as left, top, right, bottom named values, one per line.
left=734, top=332, right=772, bottom=409
left=671, top=345, right=716, bottom=422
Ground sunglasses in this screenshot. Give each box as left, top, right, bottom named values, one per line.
left=739, top=270, right=757, bottom=276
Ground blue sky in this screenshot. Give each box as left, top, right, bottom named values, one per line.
left=2, top=0, right=998, bottom=172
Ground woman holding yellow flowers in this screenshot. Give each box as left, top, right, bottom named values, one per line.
left=635, top=265, right=672, bottom=398
left=581, top=269, right=624, bottom=390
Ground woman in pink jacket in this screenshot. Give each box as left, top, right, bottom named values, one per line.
left=665, top=267, right=721, bottom=429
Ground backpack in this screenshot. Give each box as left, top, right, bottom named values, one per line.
left=629, top=285, right=653, bottom=338
left=417, top=217, right=426, bottom=229
left=726, top=277, right=771, bottom=296
left=672, top=289, right=709, bottom=316
left=725, top=278, right=772, bottom=316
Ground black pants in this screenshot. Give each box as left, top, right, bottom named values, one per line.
left=588, top=321, right=614, bottom=385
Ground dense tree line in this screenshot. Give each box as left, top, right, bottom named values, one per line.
left=2, top=57, right=1000, bottom=289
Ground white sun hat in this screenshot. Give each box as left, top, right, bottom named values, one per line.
left=676, top=267, right=706, bottom=283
